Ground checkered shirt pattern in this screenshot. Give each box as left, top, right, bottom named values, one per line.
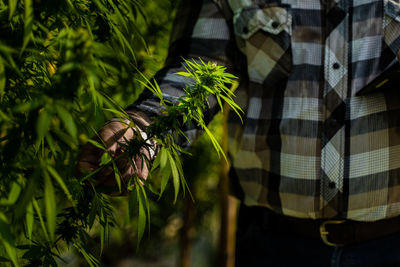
left=129, top=0, right=400, bottom=222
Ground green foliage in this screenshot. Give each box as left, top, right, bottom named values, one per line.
left=0, top=0, right=239, bottom=266
left=93, top=59, right=241, bottom=246
left=0, top=0, right=145, bottom=265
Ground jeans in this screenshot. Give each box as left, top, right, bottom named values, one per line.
left=235, top=206, right=400, bottom=266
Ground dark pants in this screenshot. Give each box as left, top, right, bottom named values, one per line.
left=235, top=204, right=400, bottom=267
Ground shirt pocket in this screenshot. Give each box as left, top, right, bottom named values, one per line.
left=232, top=4, right=293, bottom=84
left=383, top=0, right=400, bottom=56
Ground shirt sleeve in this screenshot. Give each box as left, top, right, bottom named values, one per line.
left=126, top=0, right=238, bottom=138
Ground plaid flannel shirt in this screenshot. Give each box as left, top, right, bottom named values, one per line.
left=130, top=0, right=400, bottom=222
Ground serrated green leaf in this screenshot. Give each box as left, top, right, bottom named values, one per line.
left=8, top=182, right=21, bottom=203
left=112, top=161, right=122, bottom=193
left=150, top=151, right=161, bottom=171
left=37, top=109, right=51, bottom=140
left=102, top=108, right=126, bottom=118
left=216, top=95, right=223, bottom=111
left=57, top=62, right=79, bottom=73
left=99, top=224, right=104, bottom=255
left=0, top=58, right=5, bottom=100
left=220, top=94, right=243, bottom=113
left=107, top=0, right=128, bottom=31
left=55, top=105, right=77, bottom=140
left=171, top=149, right=185, bottom=184
left=26, top=202, right=34, bottom=242
left=22, top=0, right=33, bottom=53
left=0, top=213, right=15, bottom=247
left=128, top=188, right=137, bottom=220
left=47, top=165, right=73, bottom=203
left=45, top=133, right=57, bottom=156
left=8, top=0, right=17, bottom=19
left=184, top=59, right=197, bottom=71
left=105, top=215, right=109, bottom=249
left=0, top=181, right=21, bottom=205
left=137, top=72, right=163, bottom=101
left=100, top=152, right=112, bottom=166
left=167, top=151, right=179, bottom=203
left=32, top=198, right=50, bottom=242
left=203, top=124, right=227, bottom=162
left=52, top=128, right=78, bottom=150
left=159, top=157, right=171, bottom=197
left=15, top=170, right=38, bottom=220
left=87, top=139, right=106, bottom=150
left=160, top=147, right=167, bottom=169
left=13, top=99, right=43, bottom=112
left=73, top=243, right=99, bottom=267
left=174, top=71, right=192, bottom=77
left=136, top=186, right=145, bottom=246
left=0, top=241, right=17, bottom=267
left=44, top=170, right=56, bottom=241
left=138, top=183, right=150, bottom=232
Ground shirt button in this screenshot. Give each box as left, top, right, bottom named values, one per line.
left=332, top=62, right=340, bottom=69
left=329, top=118, right=338, bottom=128
left=271, top=21, right=280, bottom=28
left=329, top=182, right=336, bottom=189
left=243, top=26, right=249, bottom=34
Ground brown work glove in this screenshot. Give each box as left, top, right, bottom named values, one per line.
left=76, top=111, right=153, bottom=195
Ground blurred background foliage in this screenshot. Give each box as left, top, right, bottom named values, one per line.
left=79, top=1, right=227, bottom=265
left=0, top=0, right=228, bottom=266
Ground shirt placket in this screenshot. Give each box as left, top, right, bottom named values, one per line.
left=320, top=0, right=349, bottom=217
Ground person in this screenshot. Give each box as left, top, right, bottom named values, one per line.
left=77, top=0, right=400, bottom=265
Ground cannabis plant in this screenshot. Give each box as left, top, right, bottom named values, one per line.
left=0, top=0, right=240, bottom=266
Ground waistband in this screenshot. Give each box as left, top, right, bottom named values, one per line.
left=238, top=205, right=400, bottom=247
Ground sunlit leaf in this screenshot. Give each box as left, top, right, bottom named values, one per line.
left=103, top=108, right=127, bottom=118
left=87, top=139, right=106, bottom=150
left=8, top=0, right=17, bottom=19
left=100, top=152, right=112, bottom=166
left=168, top=150, right=179, bottom=203
left=112, top=161, right=122, bottom=193
left=150, top=150, right=161, bottom=171
left=26, top=202, right=34, bottom=242
left=203, top=123, right=227, bottom=161
left=160, top=147, right=167, bottom=169
left=174, top=71, right=192, bottom=77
